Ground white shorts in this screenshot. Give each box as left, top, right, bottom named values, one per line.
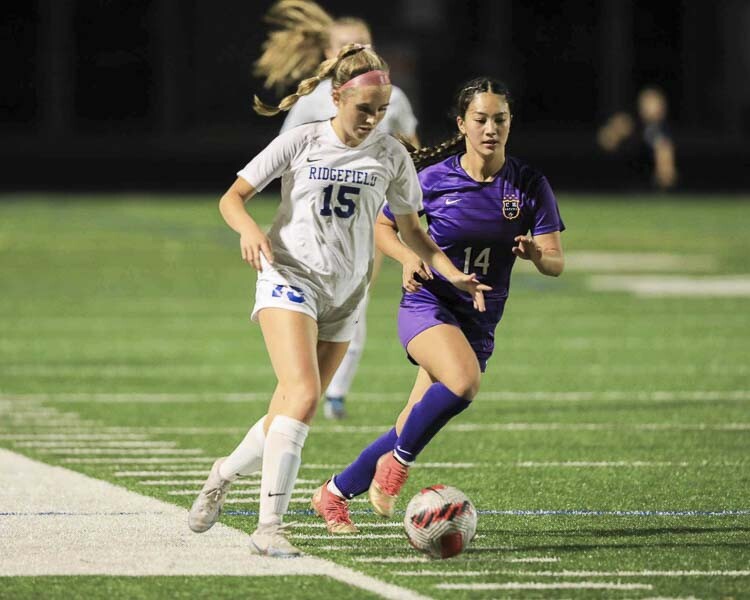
left=251, top=278, right=366, bottom=342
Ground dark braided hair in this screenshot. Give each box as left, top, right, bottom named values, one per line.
left=410, top=77, right=512, bottom=171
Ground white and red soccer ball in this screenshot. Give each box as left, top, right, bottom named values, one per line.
left=403, top=484, right=477, bottom=558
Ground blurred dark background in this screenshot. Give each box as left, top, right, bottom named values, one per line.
left=2, top=0, right=749, bottom=192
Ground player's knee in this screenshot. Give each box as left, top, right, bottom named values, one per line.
left=445, top=364, right=482, bottom=402
left=282, top=381, right=321, bottom=411
left=446, top=371, right=480, bottom=401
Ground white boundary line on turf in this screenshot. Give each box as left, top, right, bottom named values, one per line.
left=12, top=441, right=177, bottom=448
left=224, top=497, right=371, bottom=505
left=4, top=362, right=749, bottom=375
left=112, top=470, right=229, bottom=477
left=395, top=569, right=750, bottom=577
left=436, top=582, right=652, bottom=590
left=294, top=523, right=404, bottom=529
left=21, top=423, right=750, bottom=434
left=355, top=556, right=561, bottom=564
left=32, top=448, right=206, bottom=455
left=291, top=533, right=405, bottom=540
left=61, top=458, right=212, bottom=464
left=4, top=389, right=749, bottom=403
left=107, top=462, right=750, bottom=472
left=0, top=449, right=432, bottom=600
left=0, top=434, right=150, bottom=441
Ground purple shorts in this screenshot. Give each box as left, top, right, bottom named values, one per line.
left=397, top=289, right=505, bottom=373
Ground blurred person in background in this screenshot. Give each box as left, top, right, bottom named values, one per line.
left=310, top=78, right=566, bottom=534
left=598, top=86, right=678, bottom=191
left=255, top=0, right=421, bottom=420
left=189, top=44, right=487, bottom=556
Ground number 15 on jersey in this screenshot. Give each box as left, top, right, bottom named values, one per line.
left=320, top=184, right=360, bottom=219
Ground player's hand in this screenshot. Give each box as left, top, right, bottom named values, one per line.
left=512, top=235, right=543, bottom=263
left=449, top=273, right=492, bottom=312
left=402, top=254, right=432, bottom=293
left=239, top=224, right=274, bottom=271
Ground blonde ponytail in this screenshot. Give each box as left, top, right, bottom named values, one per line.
left=254, top=43, right=387, bottom=117
left=253, top=0, right=333, bottom=92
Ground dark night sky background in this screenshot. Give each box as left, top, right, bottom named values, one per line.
left=2, top=0, right=749, bottom=191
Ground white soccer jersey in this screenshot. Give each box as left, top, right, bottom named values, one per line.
left=280, top=79, right=418, bottom=137
left=237, top=120, right=423, bottom=305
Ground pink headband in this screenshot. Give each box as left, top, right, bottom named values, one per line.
left=338, top=70, right=391, bottom=91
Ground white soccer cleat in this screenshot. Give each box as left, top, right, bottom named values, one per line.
left=323, top=396, right=347, bottom=420
left=249, top=522, right=303, bottom=557
left=188, top=457, right=233, bottom=533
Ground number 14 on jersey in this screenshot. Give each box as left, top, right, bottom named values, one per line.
left=463, top=246, right=491, bottom=275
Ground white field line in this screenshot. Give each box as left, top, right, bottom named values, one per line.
left=112, top=472, right=320, bottom=484
left=157, top=486, right=318, bottom=495
left=292, top=522, right=404, bottom=529
left=0, top=449, right=431, bottom=600
left=549, top=251, right=716, bottom=272
left=298, top=463, right=479, bottom=470
left=61, top=457, right=213, bottom=464
left=12, top=441, right=177, bottom=448
left=506, top=557, right=561, bottom=563
left=590, top=275, right=750, bottom=297
left=7, top=415, right=82, bottom=422
left=0, top=434, right=149, bottom=441
left=356, top=558, right=430, bottom=564
left=450, top=423, right=750, bottom=432
left=436, top=582, right=652, bottom=591
left=291, top=533, right=405, bottom=540
left=137, top=480, right=265, bottom=486
left=225, top=497, right=371, bottom=505
left=35, top=458, right=750, bottom=470
left=6, top=362, right=750, bottom=376
left=515, top=461, right=688, bottom=467
left=302, top=459, right=746, bottom=469
left=33, top=448, right=206, bottom=455
left=160, top=490, right=370, bottom=505
left=113, top=470, right=226, bottom=477
left=16, top=422, right=750, bottom=435
left=396, top=569, right=750, bottom=577
left=355, top=556, right=560, bottom=564
left=5, top=389, right=749, bottom=404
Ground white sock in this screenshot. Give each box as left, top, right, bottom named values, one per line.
left=258, top=415, right=309, bottom=526
left=325, top=304, right=367, bottom=398
left=327, top=478, right=346, bottom=499
left=392, top=450, right=412, bottom=467
left=219, top=415, right=266, bottom=481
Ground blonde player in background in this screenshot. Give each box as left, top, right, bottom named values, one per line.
left=188, top=43, right=489, bottom=557
left=255, top=0, right=420, bottom=419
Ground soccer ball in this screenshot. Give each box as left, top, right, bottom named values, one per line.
left=403, top=485, right=477, bottom=559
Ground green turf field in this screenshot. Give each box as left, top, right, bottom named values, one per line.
left=1, top=193, right=749, bottom=599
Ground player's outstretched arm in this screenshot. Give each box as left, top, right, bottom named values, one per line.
left=392, top=212, right=492, bottom=311
left=218, top=177, right=274, bottom=272
left=512, top=231, right=564, bottom=276
left=374, top=211, right=431, bottom=292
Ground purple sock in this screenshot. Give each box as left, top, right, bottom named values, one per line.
left=333, top=428, right=397, bottom=499
left=394, top=383, right=471, bottom=463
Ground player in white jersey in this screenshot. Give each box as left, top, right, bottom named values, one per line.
left=188, top=43, right=490, bottom=557
left=281, top=80, right=417, bottom=141
left=255, top=0, right=420, bottom=419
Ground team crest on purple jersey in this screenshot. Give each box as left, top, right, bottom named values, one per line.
left=502, top=194, right=520, bottom=220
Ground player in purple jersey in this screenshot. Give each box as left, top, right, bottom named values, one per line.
left=311, top=77, right=565, bottom=534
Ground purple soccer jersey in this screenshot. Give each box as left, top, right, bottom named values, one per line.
left=383, top=154, right=565, bottom=369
